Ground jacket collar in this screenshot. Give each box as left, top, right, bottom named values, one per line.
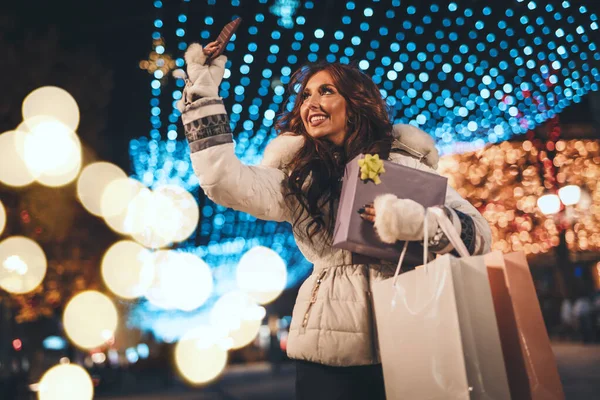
left=261, top=124, right=439, bottom=170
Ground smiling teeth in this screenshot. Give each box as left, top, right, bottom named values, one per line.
left=310, top=116, right=327, bottom=123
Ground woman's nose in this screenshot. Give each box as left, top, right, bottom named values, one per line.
left=307, top=94, right=321, bottom=109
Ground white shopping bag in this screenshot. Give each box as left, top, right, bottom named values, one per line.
left=372, top=208, right=511, bottom=399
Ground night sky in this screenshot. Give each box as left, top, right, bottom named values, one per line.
left=1, top=0, right=154, bottom=170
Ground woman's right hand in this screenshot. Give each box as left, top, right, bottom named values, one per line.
left=202, top=40, right=222, bottom=58
left=177, top=42, right=227, bottom=110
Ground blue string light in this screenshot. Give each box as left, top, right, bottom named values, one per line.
left=129, top=0, right=600, bottom=340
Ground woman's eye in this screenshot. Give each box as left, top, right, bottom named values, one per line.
left=301, top=92, right=310, bottom=100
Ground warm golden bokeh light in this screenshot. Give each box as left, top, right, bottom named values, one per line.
left=227, top=316, right=264, bottom=350
left=128, top=188, right=173, bottom=249
left=144, top=250, right=213, bottom=311
left=174, top=326, right=228, bottom=385
left=101, top=177, right=145, bottom=234
left=22, top=86, right=80, bottom=131
left=236, top=246, right=287, bottom=305
left=0, top=200, right=6, bottom=237
left=77, top=162, right=128, bottom=216
left=558, top=185, right=582, bottom=206
left=127, top=185, right=200, bottom=249
left=538, top=194, right=561, bottom=216
left=153, top=184, right=200, bottom=243
left=0, top=130, right=37, bottom=187
left=38, top=363, right=93, bottom=400
left=63, top=291, right=118, bottom=350
left=438, top=139, right=600, bottom=255
left=140, top=38, right=177, bottom=76
left=17, top=117, right=82, bottom=187
left=0, top=236, right=47, bottom=294
left=210, top=291, right=265, bottom=349
left=101, top=241, right=154, bottom=299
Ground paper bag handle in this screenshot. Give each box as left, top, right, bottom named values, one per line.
left=425, top=207, right=470, bottom=258
left=391, top=207, right=470, bottom=285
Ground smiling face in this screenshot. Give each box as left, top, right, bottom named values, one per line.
left=300, top=71, right=348, bottom=146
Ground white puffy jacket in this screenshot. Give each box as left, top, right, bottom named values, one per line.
left=181, top=96, right=491, bottom=366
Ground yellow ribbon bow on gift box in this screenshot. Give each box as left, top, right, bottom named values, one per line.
left=358, top=154, right=385, bottom=185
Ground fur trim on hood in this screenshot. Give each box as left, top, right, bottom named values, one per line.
left=184, top=43, right=208, bottom=69
left=390, top=124, right=439, bottom=169
left=260, top=124, right=439, bottom=169
left=260, top=132, right=305, bottom=169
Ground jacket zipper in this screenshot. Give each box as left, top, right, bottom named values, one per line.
left=302, top=270, right=327, bottom=328
left=366, top=289, right=379, bottom=361
left=364, top=265, right=379, bottom=361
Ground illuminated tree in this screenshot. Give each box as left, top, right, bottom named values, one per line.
left=439, top=138, right=600, bottom=256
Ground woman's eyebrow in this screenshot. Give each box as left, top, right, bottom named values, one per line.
left=303, top=83, right=335, bottom=93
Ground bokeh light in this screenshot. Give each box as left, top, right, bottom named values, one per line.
left=127, top=187, right=173, bottom=249
left=0, top=201, right=5, bottom=237
left=144, top=250, right=213, bottom=311
left=236, top=246, right=287, bottom=305
left=127, top=185, right=199, bottom=249
left=0, top=236, right=47, bottom=294
left=38, top=363, right=93, bottom=400
left=77, top=162, right=128, bottom=217
left=101, top=241, right=154, bottom=299
left=538, top=194, right=561, bottom=215
left=210, top=291, right=265, bottom=349
left=226, top=312, right=265, bottom=350
left=558, top=184, right=581, bottom=206
left=152, top=184, right=200, bottom=243
left=438, top=139, right=600, bottom=255
left=0, top=130, right=37, bottom=187
left=63, top=291, right=118, bottom=350
left=174, top=325, right=228, bottom=385
left=101, top=177, right=145, bottom=235
left=22, top=86, right=80, bottom=132
left=16, top=117, right=82, bottom=187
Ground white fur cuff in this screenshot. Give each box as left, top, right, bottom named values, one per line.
left=373, top=195, right=433, bottom=244
left=185, top=43, right=207, bottom=67
left=373, top=194, right=403, bottom=244
left=261, top=133, right=305, bottom=169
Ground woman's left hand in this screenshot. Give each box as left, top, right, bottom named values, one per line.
left=358, top=203, right=375, bottom=223
left=359, top=194, right=439, bottom=244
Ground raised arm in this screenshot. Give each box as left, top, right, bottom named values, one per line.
left=178, top=43, right=290, bottom=222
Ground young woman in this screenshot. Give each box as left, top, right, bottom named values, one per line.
left=178, top=41, right=491, bottom=399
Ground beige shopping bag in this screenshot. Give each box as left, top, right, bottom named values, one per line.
left=372, top=208, right=511, bottom=399
left=485, top=251, right=565, bottom=400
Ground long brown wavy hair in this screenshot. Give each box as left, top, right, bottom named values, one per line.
left=275, top=62, right=393, bottom=242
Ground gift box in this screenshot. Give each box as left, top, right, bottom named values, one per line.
left=332, top=154, right=447, bottom=263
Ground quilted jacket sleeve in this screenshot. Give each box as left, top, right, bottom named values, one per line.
left=422, top=162, right=491, bottom=256
left=441, top=185, right=492, bottom=255
left=180, top=95, right=290, bottom=222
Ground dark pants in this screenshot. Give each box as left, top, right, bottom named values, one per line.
left=296, top=360, right=386, bottom=400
